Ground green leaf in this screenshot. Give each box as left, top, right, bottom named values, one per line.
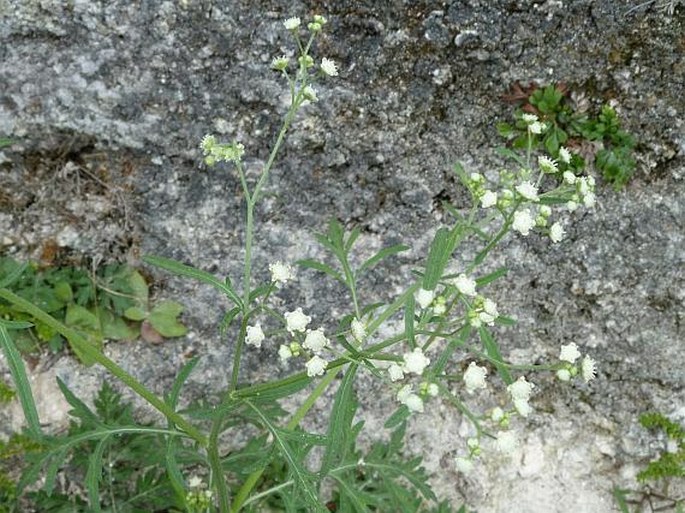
left=0, top=259, right=27, bottom=288
left=344, top=226, right=362, bottom=252
left=478, top=326, right=512, bottom=384
left=65, top=304, right=100, bottom=332
left=297, top=258, right=345, bottom=284
left=496, top=122, right=514, bottom=138
left=143, top=255, right=243, bottom=309
left=53, top=281, right=73, bottom=303
left=97, top=308, right=138, bottom=341
left=384, top=406, right=410, bottom=429
left=57, top=377, right=100, bottom=426
left=0, top=324, right=42, bottom=438
left=404, top=296, right=416, bottom=350
left=166, top=357, right=199, bottom=409
left=475, top=267, right=508, bottom=288
left=85, top=437, right=108, bottom=513
left=612, top=487, right=631, bottom=513
left=357, top=244, right=409, bottom=277
left=423, top=227, right=459, bottom=290
left=148, top=301, right=187, bottom=338
left=245, top=400, right=325, bottom=512
left=123, top=306, right=147, bottom=321
left=126, top=269, right=149, bottom=307
left=321, top=364, right=359, bottom=476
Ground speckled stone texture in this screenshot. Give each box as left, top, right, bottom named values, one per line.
left=0, top=1, right=683, bottom=511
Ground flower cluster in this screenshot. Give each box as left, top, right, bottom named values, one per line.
left=556, top=342, right=597, bottom=383
left=200, top=135, right=245, bottom=166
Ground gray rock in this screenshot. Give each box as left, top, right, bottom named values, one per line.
left=1, top=1, right=684, bottom=511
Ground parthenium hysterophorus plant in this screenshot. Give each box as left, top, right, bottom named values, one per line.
left=0, top=14, right=600, bottom=512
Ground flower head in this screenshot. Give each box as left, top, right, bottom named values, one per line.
left=515, top=181, right=539, bottom=202
left=521, top=113, right=538, bottom=124
left=388, top=363, right=404, bottom=382
left=321, top=57, right=339, bottom=77
left=495, top=431, right=518, bottom=454
left=271, top=55, right=289, bottom=71
left=269, top=261, right=295, bottom=286
left=283, top=17, right=301, bottom=30
left=480, top=189, right=497, bottom=208
left=529, top=121, right=545, bottom=134
left=583, top=192, right=596, bottom=208
left=513, top=397, right=533, bottom=417
left=403, top=347, right=431, bottom=375
left=397, top=385, right=424, bottom=413
left=453, top=273, right=477, bottom=297
left=559, top=147, right=572, bottom=164
left=350, top=318, right=366, bottom=342
left=512, top=210, right=535, bottom=236
left=507, top=376, right=535, bottom=402
left=245, top=324, right=265, bottom=348
left=556, top=369, right=571, bottom=381
left=278, top=344, right=293, bottom=362
left=284, top=308, right=311, bottom=334
left=559, top=342, right=581, bottom=363
left=549, top=222, right=565, bottom=243
left=302, top=85, right=318, bottom=102
left=303, top=328, right=328, bottom=353
left=305, top=355, right=328, bottom=377
left=581, top=356, right=597, bottom=382
left=416, top=288, right=435, bottom=309
left=463, top=362, right=488, bottom=393
left=563, top=171, right=577, bottom=184
left=538, top=156, right=558, bottom=173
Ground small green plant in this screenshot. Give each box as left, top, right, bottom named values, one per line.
left=498, top=83, right=637, bottom=188
left=1, top=15, right=602, bottom=512
left=0, top=258, right=187, bottom=359
left=613, top=412, right=685, bottom=512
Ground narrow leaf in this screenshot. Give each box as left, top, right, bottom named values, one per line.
left=357, top=244, right=409, bottom=276
left=57, top=377, right=100, bottom=426
left=0, top=260, right=28, bottom=288
left=404, top=296, right=416, bottom=350
left=297, top=258, right=345, bottom=284
left=0, top=324, right=42, bottom=438
left=384, top=406, right=410, bottom=429
left=85, top=437, right=108, bottom=513
left=475, top=267, right=508, bottom=288
left=143, top=255, right=242, bottom=309
left=321, top=364, right=359, bottom=476
left=478, top=326, right=512, bottom=384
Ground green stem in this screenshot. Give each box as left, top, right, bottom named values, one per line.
left=230, top=317, right=249, bottom=392
left=208, top=416, right=232, bottom=513
left=0, top=288, right=207, bottom=446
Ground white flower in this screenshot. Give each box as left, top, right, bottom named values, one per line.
left=283, top=17, right=301, bottom=30
left=278, top=344, right=293, bottom=362
left=538, top=155, right=558, bottom=173
left=271, top=55, right=289, bottom=71
left=200, top=134, right=216, bottom=152
left=453, top=273, right=477, bottom=297
left=479, top=298, right=499, bottom=325
left=463, top=362, right=488, bottom=393
left=521, top=113, right=538, bottom=124
left=388, top=363, right=405, bottom=382
left=284, top=308, right=311, bottom=334
left=567, top=200, right=579, bottom=212
left=550, top=222, right=565, bottom=243
left=269, top=261, right=294, bottom=286
left=515, top=181, right=539, bottom=202
left=469, top=172, right=484, bottom=184
left=302, top=85, right=318, bottom=102
left=559, top=342, right=581, bottom=363
left=188, top=475, right=203, bottom=488
left=351, top=318, right=366, bottom=342
left=578, top=177, right=590, bottom=196
left=427, top=383, right=439, bottom=396
left=480, top=189, right=498, bottom=208
left=245, top=324, right=265, bottom=348
left=513, top=398, right=533, bottom=418
left=403, top=348, right=431, bottom=375
left=455, top=456, right=473, bottom=474
left=496, top=431, right=518, bottom=454
left=539, top=205, right=552, bottom=218
left=305, top=355, right=328, bottom=377
left=491, top=407, right=504, bottom=422
left=583, top=192, right=596, bottom=208
left=320, top=57, right=338, bottom=76
left=557, top=369, right=571, bottom=381
left=416, top=288, right=435, bottom=309
left=559, top=147, right=572, bottom=164
left=507, top=376, right=535, bottom=402
left=563, top=171, right=576, bottom=184
left=396, top=385, right=424, bottom=413
left=512, top=210, right=535, bottom=236
left=581, top=356, right=597, bottom=382
left=303, top=328, right=328, bottom=353
left=529, top=121, right=545, bottom=134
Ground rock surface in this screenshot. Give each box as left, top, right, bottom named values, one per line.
left=1, top=1, right=684, bottom=511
